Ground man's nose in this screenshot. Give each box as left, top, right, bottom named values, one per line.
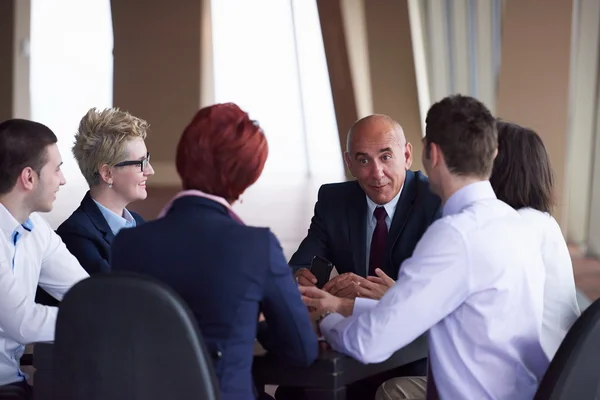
left=371, top=162, right=385, bottom=179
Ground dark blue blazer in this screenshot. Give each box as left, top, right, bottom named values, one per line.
left=111, top=195, right=318, bottom=400
left=289, top=170, right=442, bottom=279
left=56, top=191, right=145, bottom=275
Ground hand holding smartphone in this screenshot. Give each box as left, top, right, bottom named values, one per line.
left=309, top=255, right=334, bottom=289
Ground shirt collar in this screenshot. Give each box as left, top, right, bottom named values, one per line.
left=365, top=184, right=403, bottom=220
left=92, top=199, right=136, bottom=236
left=0, top=203, right=34, bottom=243
left=442, top=180, right=497, bottom=217
left=157, top=189, right=244, bottom=224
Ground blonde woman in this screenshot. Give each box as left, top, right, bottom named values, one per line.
left=56, top=107, right=154, bottom=274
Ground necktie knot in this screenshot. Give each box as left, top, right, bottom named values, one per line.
left=374, top=206, right=387, bottom=222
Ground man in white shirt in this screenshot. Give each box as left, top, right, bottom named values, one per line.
left=300, top=95, right=549, bottom=400
left=0, top=119, right=89, bottom=398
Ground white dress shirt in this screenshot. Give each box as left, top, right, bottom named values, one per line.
left=321, top=181, right=549, bottom=400
left=518, top=208, right=580, bottom=359
left=365, top=186, right=402, bottom=275
left=0, top=203, right=88, bottom=385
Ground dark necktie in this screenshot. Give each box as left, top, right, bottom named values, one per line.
left=369, top=206, right=388, bottom=276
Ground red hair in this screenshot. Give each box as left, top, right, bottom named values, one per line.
left=176, top=103, right=268, bottom=201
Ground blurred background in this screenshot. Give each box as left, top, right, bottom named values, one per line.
left=1, top=0, right=599, bottom=301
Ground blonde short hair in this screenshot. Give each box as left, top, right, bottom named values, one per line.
left=73, top=107, right=149, bottom=187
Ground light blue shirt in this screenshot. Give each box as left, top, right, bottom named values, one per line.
left=92, top=200, right=136, bottom=235
left=321, top=181, right=549, bottom=399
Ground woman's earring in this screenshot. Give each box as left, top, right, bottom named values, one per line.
left=108, top=181, right=113, bottom=189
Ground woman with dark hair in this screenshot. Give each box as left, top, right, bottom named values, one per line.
left=111, top=103, right=318, bottom=400
left=490, top=120, right=580, bottom=359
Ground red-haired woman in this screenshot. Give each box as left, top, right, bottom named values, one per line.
left=111, top=103, right=318, bottom=400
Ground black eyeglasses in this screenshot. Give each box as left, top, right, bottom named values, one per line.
left=114, top=152, right=151, bottom=172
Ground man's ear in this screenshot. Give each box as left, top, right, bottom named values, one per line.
left=404, top=142, right=413, bottom=170
left=344, top=152, right=353, bottom=173
left=430, top=142, right=443, bottom=168
left=19, top=167, right=36, bottom=191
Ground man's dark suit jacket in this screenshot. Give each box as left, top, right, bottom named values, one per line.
left=55, top=191, right=146, bottom=275
left=110, top=195, right=318, bottom=400
left=289, top=170, right=442, bottom=279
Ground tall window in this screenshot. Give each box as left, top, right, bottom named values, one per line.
left=419, top=0, right=502, bottom=111
left=210, top=0, right=343, bottom=181
left=30, top=0, right=113, bottom=226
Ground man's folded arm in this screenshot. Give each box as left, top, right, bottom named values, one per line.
left=0, top=258, right=58, bottom=344
left=320, top=221, right=470, bottom=364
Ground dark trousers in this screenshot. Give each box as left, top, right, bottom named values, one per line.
left=275, top=357, right=427, bottom=400
left=0, top=379, right=33, bottom=400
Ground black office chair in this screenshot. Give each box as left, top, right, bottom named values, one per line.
left=0, top=382, right=31, bottom=399
left=535, top=298, right=600, bottom=399
left=52, top=273, right=220, bottom=400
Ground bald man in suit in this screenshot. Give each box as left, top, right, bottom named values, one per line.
left=283, top=115, right=441, bottom=399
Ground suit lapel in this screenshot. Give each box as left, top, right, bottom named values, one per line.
left=385, top=170, right=417, bottom=277
left=80, top=191, right=116, bottom=245
left=102, top=227, right=116, bottom=246
left=132, top=212, right=146, bottom=226
left=347, top=182, right=368, bottom=277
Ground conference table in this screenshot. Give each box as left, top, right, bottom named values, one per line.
left=32, top=335, right=426, bottom=400
left=253, top=337, right=425, bottom=400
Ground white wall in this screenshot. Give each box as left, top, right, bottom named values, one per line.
left=210, top=0, right=343, bottom=183
left=30, top=0, right=113, bottom=227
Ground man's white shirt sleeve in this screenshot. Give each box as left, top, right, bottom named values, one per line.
left=0, top=213, right=88, bottom=344
left=37, top=216, right=89, bottom=300
left=320, top=220, right=469, bottom=364
left=0, top=255, right=58, bottom=343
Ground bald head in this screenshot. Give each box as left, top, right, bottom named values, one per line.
left=343, top=114, right=413, bottom=205
left=346, top=114, right=406, bottom=154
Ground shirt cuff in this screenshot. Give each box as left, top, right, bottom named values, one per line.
left=319, top=312, right=345, bottom=336
left=353, top=297, right=379, bottom=316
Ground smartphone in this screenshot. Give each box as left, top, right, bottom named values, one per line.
left=309, top=255, right=334, bottom=289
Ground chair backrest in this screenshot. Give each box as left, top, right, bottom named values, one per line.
left=535, top=298, right=600, bottom=399
left=53, top=273, right=220, bottom=400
